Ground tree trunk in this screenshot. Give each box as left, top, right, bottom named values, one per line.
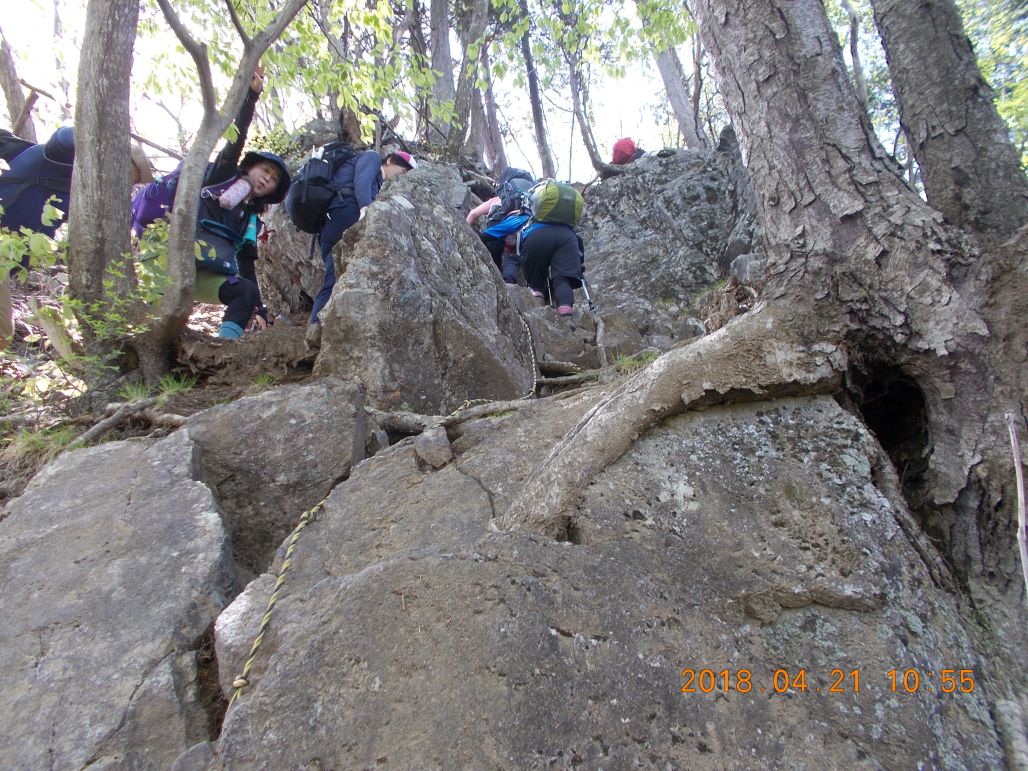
left=870, top=0, right=1028, bottom=239
left=466, top=87, right=485, bottom=166
left=499, top=0, right=1026, bottom=693
left=444, top=0, right=489, bottom=161
left=407, top=1, right=432, bottom=141
left=517, top=0, right=556, bottom=178
left=568, top=62, right=620, bottom=179
left=479, top=43, right=508, bottom=173
left=653, top=46, right=707, bottom=149
left=138, top=0, right=307, bottom=378
left=0, top=38, right=36, bottom=141
left=67, top=0, right=138, bottom=315
left=52, top=0, right=73, bottom=122
left=427, top=0, right=455, bottom=145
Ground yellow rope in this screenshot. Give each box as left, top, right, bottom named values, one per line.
left=229, top=309, right=541, bottom=705
left=228, top=496, right=326, bottom=705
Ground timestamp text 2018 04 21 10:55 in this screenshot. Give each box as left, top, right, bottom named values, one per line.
left=679, top=668, right=976, bottom=695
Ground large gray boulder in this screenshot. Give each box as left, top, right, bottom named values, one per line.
left=256, top=157, right=478, bottom=319
left=581, top=141, right=760, bottom=305
left=186, top=378, right=361, bottom=576
left=313, top=164, right=536, bottom=413
left=0, top=431, right=236, bottom=769
left=212, top=392, right=1001, bottom=769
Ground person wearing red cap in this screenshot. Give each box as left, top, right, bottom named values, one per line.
left=308, top=147, right=417, bottom=346
left=612, top=137, right=645, bottom=165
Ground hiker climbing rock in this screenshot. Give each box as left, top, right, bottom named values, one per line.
left=519, top=180, right=586, bottom=317
left=304, top=135, right=416, bottom=349
left=0, top=126, right=75, bottom=350
left=599, top=137, right=645, bottom=179
left=133, top=66, right=290, bottom=340
left=467, top=167, right=535, bottom=273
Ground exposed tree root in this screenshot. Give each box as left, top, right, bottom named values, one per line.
left=367, top=394, right=543, bottom=435
left=537, top=372, right=598, bottom=388
left=496, top=304, right=846, bottom=539
left=69, top=397, right=187, bottom=448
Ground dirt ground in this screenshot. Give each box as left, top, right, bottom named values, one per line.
left=1, top=274, right=318, bottom=505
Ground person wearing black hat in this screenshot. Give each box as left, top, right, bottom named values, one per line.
left=181, top=66, right=290, bottom=338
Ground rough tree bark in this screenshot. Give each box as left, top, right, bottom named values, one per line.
left=498, top=0, right=1025, bottom=695
left=0, top=37, right=37, bottom=142
left=871, top=0, right=1028, bottom=239
left=466, top=88, right=485, bottom=166
left=67, top=0, right=138, bottom=311
left=653, top=46, right=708, bottom=149
left=517, top=0, right=556, bottom=178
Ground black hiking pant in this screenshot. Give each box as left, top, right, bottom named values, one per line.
left=520, top=224, right=583, bottom=306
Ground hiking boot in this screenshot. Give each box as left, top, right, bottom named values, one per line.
left=530, top=289, right=544, bottom=298
left=557, top=305, right=574, bottom=317
left=305, top=321, right=322, bottom=349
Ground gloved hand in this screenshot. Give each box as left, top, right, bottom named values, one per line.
left=249, top=305, right=272, bottom=333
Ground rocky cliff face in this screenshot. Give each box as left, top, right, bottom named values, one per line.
left=210, top=394, right=1001, bottom=769
left=0, top=144, right=1020, bottom=770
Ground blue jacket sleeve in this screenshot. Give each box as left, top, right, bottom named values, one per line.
left=352, top=152, right=383, bottom=209
left=482, top=213, right=531, bottom=239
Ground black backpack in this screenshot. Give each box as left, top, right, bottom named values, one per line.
left=485, top=167, right=535, bottom=227
left=0, top=129, right=35, bottom=164
left=285, top=142, right=356, bottom=233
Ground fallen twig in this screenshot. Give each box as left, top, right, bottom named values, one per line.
left=0, top=409, right=49, bottom=426
left=71, top=397, right=160, bottom=448
left=367, top=396, right=541, bottom=436
left=366, top=407, right=433, bottom=435
left=139, top=408, right=187, bottom=429
left=537, top=360, right=582, bottom=376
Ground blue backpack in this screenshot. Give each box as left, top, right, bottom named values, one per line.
left=485, top=167, right=535, bottom=227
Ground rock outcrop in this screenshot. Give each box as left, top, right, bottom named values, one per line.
left=186, top=378, right=362, bottom=575
left=0, top=432, right=235, bottom=769
left=1, top=144, right=1017, bottom=770
left=312, top=164, right=536, bottom=414
left=211, top=393, right=1002, bottom=768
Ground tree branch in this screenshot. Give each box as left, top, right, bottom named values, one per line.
left=130, top=131, right=183, bottom=161
left=224, top=0, right=251, bottom=45
left=154, top=0, right=217, bottom=116
left=70, top=397, right=159, bottom=448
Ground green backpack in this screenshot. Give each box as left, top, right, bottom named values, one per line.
left=526, top=179, right=584, bottom=226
